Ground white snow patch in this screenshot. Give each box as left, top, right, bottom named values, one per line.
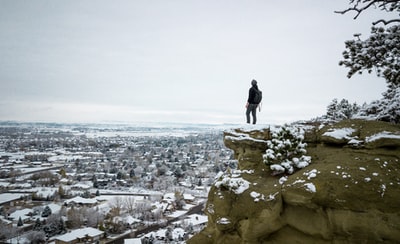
left=303, top=169, right=318, bottom=179
left=366, top=131, right=400, bottom=142
left=304, top=183, right=316, bottom=193
left=359, top=167, right=366, bottom=171
left=348, top=138, right=363, bottom=145
left=250, top=191, right=265, bottom=202
left=250, top=191, right=260, bottom=198
left=279, top=176, right=288, bottom=185
left=266, top=192, right=279, bottom=201
left=323, top=128, right=355, bottom=139
left=207, top=204, right=214, bottom=214
left=217, top=217, right=231, bottom=225
left=215, top=174, right=250, bottom=195
left=292, top=179, right=305, bottom=185
left=364, top=177, right=371, bottom=182
left=380, top=184, right=386, bottom=197
left=225, top=134, right=266, bottom=144
left=270, top=164, right=285, bottom=174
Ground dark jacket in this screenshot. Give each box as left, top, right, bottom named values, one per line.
left=247, top=84, right=259, bottom=104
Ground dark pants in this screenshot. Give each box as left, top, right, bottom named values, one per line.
left=246, top=104, right=258, bottom=124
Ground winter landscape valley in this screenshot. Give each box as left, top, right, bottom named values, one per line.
left=2, top=0, right=400, bottom=243
left=0, top=121, right=237, bottom=243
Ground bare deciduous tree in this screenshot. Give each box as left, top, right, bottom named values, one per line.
left=153, top=208, right=163, bottom=222
left=85, top=208, right=104, bottom=227
left=26, top=231, right=46, bottom=244
left=124, top=197, right=136, bottom=215
left=67, top=207, right=84, bottom=228
left=109, top=197, right=124, bottom=216
left=134, top=200, right=152, bottom=219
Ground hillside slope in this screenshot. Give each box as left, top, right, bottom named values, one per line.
left=189, top=120, right=400, bottom=243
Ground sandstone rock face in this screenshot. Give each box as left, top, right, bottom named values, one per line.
left=188, top=120, right=400, bottom=244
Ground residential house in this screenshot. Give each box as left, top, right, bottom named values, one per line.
left=54, top=227, right=104, bottom=244
left=9, top=208, right=32, bottom=224
left=64, top=196, right=97, bottom=207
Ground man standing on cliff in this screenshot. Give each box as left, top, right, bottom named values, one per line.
left=245, top=79, right=262, bottom=124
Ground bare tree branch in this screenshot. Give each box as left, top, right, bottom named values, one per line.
left=334, top=8, right=362, bottom=19
left=335, top=0, right=400, bottom=20
left=373, top=18, right=400, bottom=25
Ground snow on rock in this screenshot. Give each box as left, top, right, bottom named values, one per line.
left=304, top=183, right=316, bottom=193
left=250, top=191, right=266, bottom=202
left=322, top=127, right=355, bottom=140
left=266, top=192, right=279, bottom=201
left=279, top=176, right=288, bottom=185
left=303, top=169, right=319, bottom=180
left=236, top=124, right=275, bottom=132
left=217, top=217, right=231, bottom=225
left=214, top=172, right=250, bottom=195
left=193, top=119, right=400, bottom=244
left=224, top=132, right=266, bottom=144
left=292, top=179, right=306, bottom=185
left=380, top=184, right=386, bottom=197
left=363, top=130, right=400, bottom=148
left=250, top=191, right=261, bottom=198
left=320, top=126, right=370, bottom=147
left=207, top=204, right=215, bottom=214
left=366, top=131, right=400, bottom=142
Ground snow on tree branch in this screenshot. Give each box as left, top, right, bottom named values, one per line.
left=339, top=25, right=400, bottom=86
left=335, top=0, right=400, bottom=23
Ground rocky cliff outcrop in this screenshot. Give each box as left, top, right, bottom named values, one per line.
left=189, top=120, right=400, bottom=243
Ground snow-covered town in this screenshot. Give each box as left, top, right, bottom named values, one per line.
left=0, top=122, right=237, bottom=243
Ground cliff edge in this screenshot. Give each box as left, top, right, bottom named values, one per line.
left=189, top=119, right=400, bottom=243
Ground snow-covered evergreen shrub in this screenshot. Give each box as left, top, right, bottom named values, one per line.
left=41, top=205, right=52, bottom=217
left=356, top=85, right=400, bottom=124
left=263, top=126, right=311, bottom=175
left=326, top=98, right=360, bottom=121
left=214, top=169, right=251, bottom=194
left=321, top=86, right=400, bottom=124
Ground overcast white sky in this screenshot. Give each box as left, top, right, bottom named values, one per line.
left=0, top=0, right=391, bottom=125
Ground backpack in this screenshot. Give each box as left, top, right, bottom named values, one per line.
left=254, top=89, right=262, bottom=104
